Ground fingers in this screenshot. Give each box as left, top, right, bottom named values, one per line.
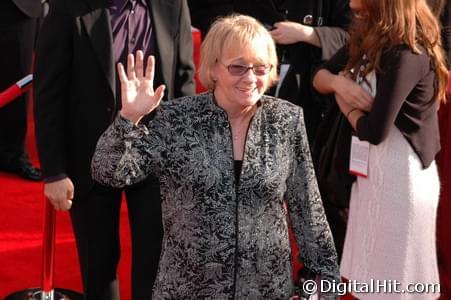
left=270, top=26, right=281, bottom=40
left=154, top=84, right=166, bottom=103
left=44, top=179, right=74, bottom=212
left=47, top=196, right=72, bottom=211
left=145, top=55, right=155, bottom=82
left=359, top=95, right=373, bottom=112
left=352, top=88, right=373, bottom=111
left=67, top=182, right=74, bottom=201
left=117, top=63, right=128, bottom=85
left=50, top=198, right=72, bottom=211
left=336, top=76, right=374, bottom=111
left=121, top=51, right=154, bottom=83
left=127, top=53, right=137, bottom=81
left=136, top=50, right=144, bottom=80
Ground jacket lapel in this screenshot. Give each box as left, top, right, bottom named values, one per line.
left=148, top=0, right=177, bottom=88
left=81, top=2, right=115, bottom=98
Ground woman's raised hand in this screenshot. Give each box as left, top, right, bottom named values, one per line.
left=118, top=50, right=165, bottom=124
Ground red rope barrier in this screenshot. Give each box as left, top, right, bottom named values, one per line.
left=0, top=74, right=32, bottom=109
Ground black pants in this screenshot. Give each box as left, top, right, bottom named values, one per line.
left=70, top=177, right=163, bottom=300
left=0, top=3, right=36, bottom=165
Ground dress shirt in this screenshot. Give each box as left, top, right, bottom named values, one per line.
left=109, top=0, right=155, bottom=67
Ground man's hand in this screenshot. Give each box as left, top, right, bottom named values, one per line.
left=271, top=21, right=320, bottom=47
left=44, top=178, right=74, bottom=211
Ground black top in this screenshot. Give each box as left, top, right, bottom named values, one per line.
left=320, top=44, right=440, bottom=168
left=234, top=160, right=243, bottom=183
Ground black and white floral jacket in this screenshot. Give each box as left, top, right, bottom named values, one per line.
left=91, top=92, right=339, bottom=299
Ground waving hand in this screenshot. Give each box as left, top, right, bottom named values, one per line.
left=118, top=50, right=166, bottom=124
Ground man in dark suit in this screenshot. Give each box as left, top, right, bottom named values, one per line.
left=0, top=0, right=42, bottom=181
left=34, top=0, right=195, bottom=299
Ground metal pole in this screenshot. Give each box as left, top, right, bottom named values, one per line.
left=41, top=199, right=56, bottom=300
left=3, top=198, right=83, bottom=300
left=2, top=75, right=83, bottom=300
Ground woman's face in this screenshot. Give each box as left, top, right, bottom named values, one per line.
left=212, top=38, right=271, bottom=110
left=350, top=0, right=363, bottom=10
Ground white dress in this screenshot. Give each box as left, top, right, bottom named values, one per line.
left=340, top=71, right=440, bottom=299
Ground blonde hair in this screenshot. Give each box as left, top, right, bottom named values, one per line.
left=346, top=0, right=448, bottom=103
left=198, top=14, right=278, bottom=90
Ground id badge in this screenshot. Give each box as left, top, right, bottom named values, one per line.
left=349, top=135, right=370, bottom=177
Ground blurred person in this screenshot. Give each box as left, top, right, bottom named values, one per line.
left=0, top=0, right=42, bottom=181
left=428, top=0, right=451, bottom=297
left=33, top=0, right=195, bottom=299
left=92, top=15, right=340, bottom=299
left=313, top=0, right=447, bottom=298
left=257, top=0, right=352, bottom=260
left=235, top=1, right=351, bottom=137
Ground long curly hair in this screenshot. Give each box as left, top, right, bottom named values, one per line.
left=345, top=0, right=448, bottom=102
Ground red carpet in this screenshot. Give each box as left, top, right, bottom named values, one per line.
left=0, top=95, right=132, bottom=298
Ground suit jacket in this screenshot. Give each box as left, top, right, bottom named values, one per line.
left=12, top=0, right=42, bottom=18
left=187, top=0, right=234, bottom=36
left=34, top=0, right=195, bottom=199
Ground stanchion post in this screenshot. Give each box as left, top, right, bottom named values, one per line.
left=3, top=199, right=83, bottom=300
left=41, top=199, right=56, bottom=300
left=2, top=75, right=83, bottom=300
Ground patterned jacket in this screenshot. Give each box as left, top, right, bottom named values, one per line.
left=92, top=92, right=339, bottom=299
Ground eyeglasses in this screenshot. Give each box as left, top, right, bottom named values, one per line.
left=221, top=63, right=272, bottom=76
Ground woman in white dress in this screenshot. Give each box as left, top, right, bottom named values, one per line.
left=313, top=0, right=448, bottom=298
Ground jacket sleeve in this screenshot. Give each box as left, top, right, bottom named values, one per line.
left=356, top=48, right=428, bottom=145
left=314, top=27, right=349, bottom=60
left=91, top=113, right=167, bottom=188
left=284, top=107, right=340, bottom=300
left=173, top=0, right=196, bottom=98
left=317, top=45, right=349, bottom=75
left=33, top=0, right=72, bottom=179
left=315, top=0, right=352, bottom=60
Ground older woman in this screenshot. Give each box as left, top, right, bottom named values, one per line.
left=92, top=15, right=339, bottom=299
